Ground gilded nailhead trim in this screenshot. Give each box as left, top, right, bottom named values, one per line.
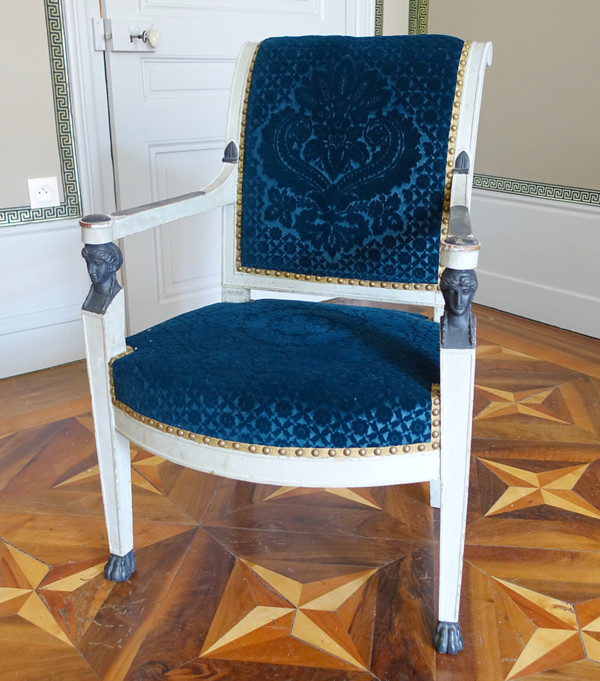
left=437, top=40, right=471, bottom=280
left=110, top=356, right=442, bottom=459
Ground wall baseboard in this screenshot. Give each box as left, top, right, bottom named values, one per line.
left=471, top=188, right=600, bottom=339
left=0, top=320, right=85, bottom=379
left=477, top=270, right=600, bottom=338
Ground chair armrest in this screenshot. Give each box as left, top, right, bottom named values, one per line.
left=81, top=160, right=237, bottom=244
left=440, top=151, right=480, bottom=270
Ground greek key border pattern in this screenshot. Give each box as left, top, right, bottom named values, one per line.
left=0, top=0, right=81, bottom=227
left=375, top=0, right=384, bottom=36
left=474, top=175, right=600, bottom=207
left=408, top=0, right=429, bottom=35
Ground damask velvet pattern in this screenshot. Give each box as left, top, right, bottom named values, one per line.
left=111, top=300, right=440, bottom=450
left=239, top=35, right=464, bottom=284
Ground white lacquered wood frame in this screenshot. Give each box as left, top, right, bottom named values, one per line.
left=114, top=409, right=441, bottom=488
left=82, top=291, right=133, bottom=558
left=438, top=347, right=477, bottom=624
left=81, top=39, right=492, bottom=635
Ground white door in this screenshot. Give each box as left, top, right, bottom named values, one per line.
left=101, top=0, right=375, bottom=333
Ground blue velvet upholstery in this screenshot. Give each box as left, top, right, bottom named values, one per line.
left=239, top=35, right=464, bottom=284
left=111, top=300, right=440, bottom=451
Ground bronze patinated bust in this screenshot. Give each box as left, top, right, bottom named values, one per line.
left=440, top=267, right=478, bottom=349
left=81, top=242, right=123, bottom=314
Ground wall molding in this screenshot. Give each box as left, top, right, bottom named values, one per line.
left=474, top=174, right=600, bottom=208
left=0, top=0, right=81, bottom=228
left=408, top=0, right=428, bottom=35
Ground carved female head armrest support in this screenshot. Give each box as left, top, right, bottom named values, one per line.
left=440, top=267, right=478, bottom=349
left=81, top=242, right=123, bottom=314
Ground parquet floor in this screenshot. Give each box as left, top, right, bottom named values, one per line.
left=1, top=305, right=599, bottom=681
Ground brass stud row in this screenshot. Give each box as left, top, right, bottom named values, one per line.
left=234, top=264, right=440, bottom=292
left=111, top=384, right=441, bottom=459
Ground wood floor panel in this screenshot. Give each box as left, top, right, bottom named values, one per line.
left=0, top=422, right=68, bottom=494
left=203, top=478, right=433, bottom=543
left=131, top=454, right=222, bottom=524
left=1, top=308, right=599, bottom=680
left=0, top=396, right=92, bottom=440
left=79, top=529, right=198, bottom=681
left=474, top=307, right=600, bottom=379
left=370, top=546, right=436, bottom=681
left=122, top=529, right=235, bottom=679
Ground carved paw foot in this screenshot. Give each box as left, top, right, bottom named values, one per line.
left=434, top=621, right=463, bottom=655
left=105, top=550, right=136, bottom=582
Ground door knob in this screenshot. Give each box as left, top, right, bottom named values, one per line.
left=130, top=25, right=161, bottom=49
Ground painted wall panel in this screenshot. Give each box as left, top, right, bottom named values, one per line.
left=383, top=1, right=600, bottom=338
left=427, top=0, right=600, bottom=204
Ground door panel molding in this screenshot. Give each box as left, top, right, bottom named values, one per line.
left=142, top=58, right=236, bottom=100
left=140, top=0, right=324, bottom=16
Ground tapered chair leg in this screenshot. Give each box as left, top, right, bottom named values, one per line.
left=97, top=429, right=136, bottom=581
left=436, top=347, right=476, bottom=653
left=82, top=291, right=136, bottom=582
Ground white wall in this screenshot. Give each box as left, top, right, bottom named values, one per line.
left=1, top=2, right=596, bottom=381
left=381, top=3, right=600, bottom=339
left=421, top=0, right=600, bottom=339
left=473, top=190, right=600, bottom=338
left=0, top=221, right=88, bottom=377
left=0, top=0, right=114, bottom=379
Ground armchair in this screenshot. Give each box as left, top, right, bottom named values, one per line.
left=80, top=35, right=492, bottom=656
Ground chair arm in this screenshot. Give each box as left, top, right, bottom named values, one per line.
left=438, top=151, right=480, bottom=348
left=440, top=151, right=480, bottom=270
left=81, top=160, right=237, bottom=245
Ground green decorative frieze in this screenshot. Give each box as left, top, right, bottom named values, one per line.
left=409, top=0, right=429, bottom=35
left=375, top=0, right=384, bottom=35
left=474, top=175, right=600, bottom=207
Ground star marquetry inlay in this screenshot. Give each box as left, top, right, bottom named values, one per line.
left=201, top=558, right=377, bottom=670
left=494, top=578, right=589, bottom=680
left=475, top=385, right=569, bottom=424
left=0, top=541, right=105, bottom=646
left=263, top=486, right=381, bottom=509
left=479, top=460, right=600, bottom=519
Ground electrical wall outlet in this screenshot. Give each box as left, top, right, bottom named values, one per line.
left=28, top=177, right=61, bottom=209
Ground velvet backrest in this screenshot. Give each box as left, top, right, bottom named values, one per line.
left=236, top=35, right=467, bottom=288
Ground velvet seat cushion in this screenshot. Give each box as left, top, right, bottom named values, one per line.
left=111, top=300, right=440, bottom=453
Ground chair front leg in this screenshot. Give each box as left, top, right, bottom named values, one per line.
left=96, top=427, right=136, bottom=582
left=81, top=239, right=136, bottom=581
left=82, top=301, right=136, bottom=582
left=435, top=267, right=478, bottom=653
